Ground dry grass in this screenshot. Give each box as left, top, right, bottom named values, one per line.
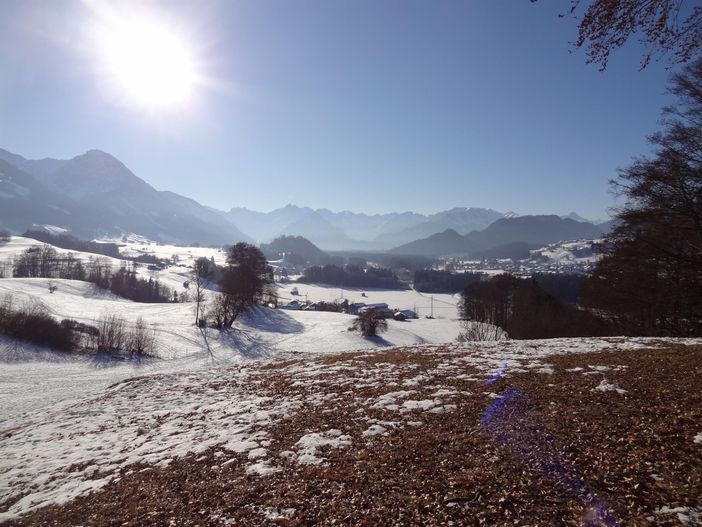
left=6, top=343, right=702, bottom=526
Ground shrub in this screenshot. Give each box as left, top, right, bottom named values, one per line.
left=457, top=321, right=508, bottom=342
left=94, top=313, right=126, bottom=352
left=0, top=295, right=76, bottom=351
left=125, top=317, right=156, bottom=357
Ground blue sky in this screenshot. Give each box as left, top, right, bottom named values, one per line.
left=0, top=0, right=674, bottom=220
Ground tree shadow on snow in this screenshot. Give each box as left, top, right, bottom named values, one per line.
left=240, top=306, right=305, bottom=334
left=0, top=339, right=81, bottom=364
left=89, top=351, right=157, bottom=369
left=0, top=339, right=155, bottom=369
left=81, top=283, right=122, bottom=300
left=216, top=328, right=277, bottom=360
left=363, top=335, right=393, bottom=347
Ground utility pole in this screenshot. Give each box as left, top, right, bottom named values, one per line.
left=430, top=296, right=434, bottom=318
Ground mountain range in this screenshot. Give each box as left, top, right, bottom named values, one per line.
left=225, top=205, right=504, bottom=250
left=0, top=147, right=609, bottom=253
left=0, top=148, right=252, bottom=245
left=390, top=216, right=606, bottom=257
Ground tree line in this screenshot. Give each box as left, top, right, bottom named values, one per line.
left=414, top=270, right=484, bottom=294
left=460, top=274, right=609, bottom=340
left=298, top=264, right=403, bottom=289
left=461, top=58, right=702, bottom=339
left=11, top=245, right=174, bottom=303
left=0, top=293, right=157, bottom=356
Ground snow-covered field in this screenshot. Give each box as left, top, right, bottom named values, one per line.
left=7, top=236, right=698, bottom=523
left=100, top=234, right=229, bottom=267
left=0, top=236, right=198, bottom=293
left=276, top=281, right=459, bottom=318
left=0, top=236, right=459, bottom=451
left=0, top=273, right=462, bottom=423
left=0, top=242, right=465, bottom=521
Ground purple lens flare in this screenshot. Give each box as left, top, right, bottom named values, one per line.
left=481, top=389, right=620, bottom=527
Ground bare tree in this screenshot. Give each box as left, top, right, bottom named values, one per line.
left=582, top=58, right=702, bottom=335
left=126, top=317, right=157, bottom=357
left=534, top=0, right=702, bottom=69
left=94, top=313, right=126, bottom=352
left=191, top=257, right=209, bottom=326
left=0, top=293, right=14, bottom=326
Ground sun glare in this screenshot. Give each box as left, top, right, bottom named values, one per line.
left=93, top=10, right=199, bottom=110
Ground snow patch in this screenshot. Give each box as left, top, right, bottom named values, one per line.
left=401, top=399, right=440, bottom=412
left=294, top=429, right=352, bottom=465
left=428, top=404, right=457, bottom=414
left=594, top=379, right=627, bottom=395
left=246, top=459, right=281, bottom=476
left=263, top=507, right=296, bottom=520
left=362, top=424, right=388, bottom=437
left=653, top=506, right=702, bottom=526
left=368, top=390, right=416, bottom=410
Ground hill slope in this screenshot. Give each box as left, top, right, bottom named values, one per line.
left=261, top=235, right=332, bottom=265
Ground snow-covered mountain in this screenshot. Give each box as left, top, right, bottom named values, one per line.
left=226, top=205, right=424, bottom=248
left=316, top=208, right=427, bottom=241
left=226, top=205, right=504, bottom=250
left=372, top=207, right=504, bottom=247
left=0, top=158, right=79, bottom=232
left=28, top=149, right=146, bottom=201
left=0, top=146, right=605, bottom=251
left=0, top=148, right=252, bottom=245
left=225, top=205, right=352, bottom=247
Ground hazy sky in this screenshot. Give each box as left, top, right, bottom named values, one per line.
left=0, top=0, right=675, bottom=220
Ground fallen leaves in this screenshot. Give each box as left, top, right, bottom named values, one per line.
left=6, top=343, right=702, bottom=526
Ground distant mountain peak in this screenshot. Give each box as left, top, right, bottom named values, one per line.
left=562, top=211, right=591, bottom=223
left=71, top=149, right=127, bottom=169
left=83, top=148, right=110, bottom=156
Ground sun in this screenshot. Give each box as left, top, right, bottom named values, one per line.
left=94, top=12, right=199, bottom=109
